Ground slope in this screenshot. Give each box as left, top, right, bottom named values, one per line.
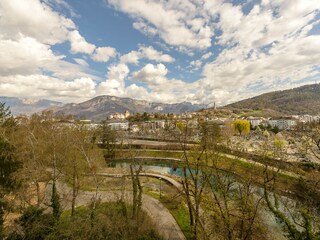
left=225, top=84, right=320, bottom=115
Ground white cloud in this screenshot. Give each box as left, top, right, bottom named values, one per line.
left=133, top=21, right=157, bottom=36
left=120, top=51, right=140, bottom=65
left=91, top=47, right=117, bottom=62
left=131, top=63, right=168, bottom=85
left=0, top=74, right=96, bottom=102
left=0, top=35, right=62, bottom=76
left=139, top=46, right=174, bottom=63
left=96, top=63, right=204, bottom=104
left=0, top=0, right=75, bottom=44
left=188, top=59, right=203, bottom=72
left=195, top=0, right=320, bottom=105
left=68, top=30, right=96, bottom=55
left=0, top=34, right=96, bottom=81
left=108, top=0, right=214, bottom=50
left=120, top=46, right=174, bottom=64
left=97, top=64, right=129, bottom=96
left=74, top=58, right=89, bottom=67
left=130, top=63, right=200, bottom=103
left=0, top=0, right=113, bottom=103
left=43, top=0, right=78, bottom=18
left=201, top=34, right=320, bottom=105
left=190, top=60, right=202, bottom=67
left=97, top=64, right=162, bottom=101
left=108, top=63, right=130, bottom=81
left=0, top=0, right=102, bottom=103
left=201, top=52, right=212, bottom=60
left=108, top=0, right=320, bottom=105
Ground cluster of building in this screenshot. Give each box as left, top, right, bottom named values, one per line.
left=108, top=111, right=130, bottom=120
left=293, top=114, right=320, bottom=123
left=104, top=109, right=320, bottom=132
left=247, top=114, right=320, bottom=130
left=106, top=119, right=168, bottom=131
left=247, top=117, right=297, bottom=130
left=47, top=109, right=320, bottom=133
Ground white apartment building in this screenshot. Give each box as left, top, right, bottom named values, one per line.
left=247, top=117, right=264, bottom=128
left=106, top=120, right=129, bottom=130
left=268, top=119, right=296, bottom=130
left=298, top=115, right=320, bottom=123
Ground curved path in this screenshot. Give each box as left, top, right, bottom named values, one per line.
left=97, top=172, right=183, bottom=191
left=44, top=180, right=186, bottom=240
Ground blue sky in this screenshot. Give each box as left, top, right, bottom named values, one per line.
left=0, top=0, right=320, bottom=106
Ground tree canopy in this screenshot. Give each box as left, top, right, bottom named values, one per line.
left=233, top=119, right=250, bottom=136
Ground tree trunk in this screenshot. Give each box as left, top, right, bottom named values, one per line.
left=182, top=167, right=194, bottom=227
left=36, top=181, right=41, bottom=207
left=130, top=164, right=138, bottom=217
left=51, top=180, right=61, bottom=220
left=71, top=162, right=79, bottom=218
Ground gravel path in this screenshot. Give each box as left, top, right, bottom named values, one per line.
left=44, top=181, right=186, bottom=240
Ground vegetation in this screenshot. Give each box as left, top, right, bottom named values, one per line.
left=159, top=194, right=194, bottom=240
left=8, top=202, right=161, bottom=240
left=128, top=112, right=151, bottom=122
left=99, top=121, right=117, bottom=161
left=233, top=119, right=250, bottom=136
left=225, top=83, right=320, bottom=115
left=0, top=103, right=21, bottom=238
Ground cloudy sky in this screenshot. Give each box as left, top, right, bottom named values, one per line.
left=0, top=0, right=320, bottom=106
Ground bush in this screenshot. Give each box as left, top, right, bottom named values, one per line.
left=8, top=206, right=54, bottom=240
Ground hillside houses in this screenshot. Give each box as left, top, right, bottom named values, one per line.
left=295, top=114, right=320, bottom=123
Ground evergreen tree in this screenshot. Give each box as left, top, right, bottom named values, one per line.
left=0, top=103, right=21, bottom=237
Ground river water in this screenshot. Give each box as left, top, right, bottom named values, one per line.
left=107, top=161, right=186, bottom=176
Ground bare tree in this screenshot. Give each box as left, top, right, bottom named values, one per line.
left=263, top=123, right=320, bottom=240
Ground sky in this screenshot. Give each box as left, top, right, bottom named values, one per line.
left=0, top=0, right=320, bottom=106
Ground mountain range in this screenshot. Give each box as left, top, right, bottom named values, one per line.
left=2, top=83, right=320, bottom=119
left=0, top=96, right=63, bottom=116
left=224, top=83, right=320, bottom=115
left=0, top=95, right=206, bottom=119
left=49, top=95, right=207, bottom=120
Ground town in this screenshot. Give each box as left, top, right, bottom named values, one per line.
left=45, top=109, right=320, bottom=164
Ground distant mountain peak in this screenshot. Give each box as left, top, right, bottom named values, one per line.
left=0, top=96, right=63, bottom=115
left=50, top=95, right=207, bottom=121
left=21, top=98, right=39, bottom=105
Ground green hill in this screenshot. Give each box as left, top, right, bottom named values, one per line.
left=224, top=84, right=320, bottom=115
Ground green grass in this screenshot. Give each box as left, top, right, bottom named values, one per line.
left=168, top=203, right=194, bottom=240
left=144, top=184, right=194, bottom=240
left=158, top=195, right=194, bottom=240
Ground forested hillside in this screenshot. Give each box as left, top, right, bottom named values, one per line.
left=225, top=84, right=320, bottom=115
